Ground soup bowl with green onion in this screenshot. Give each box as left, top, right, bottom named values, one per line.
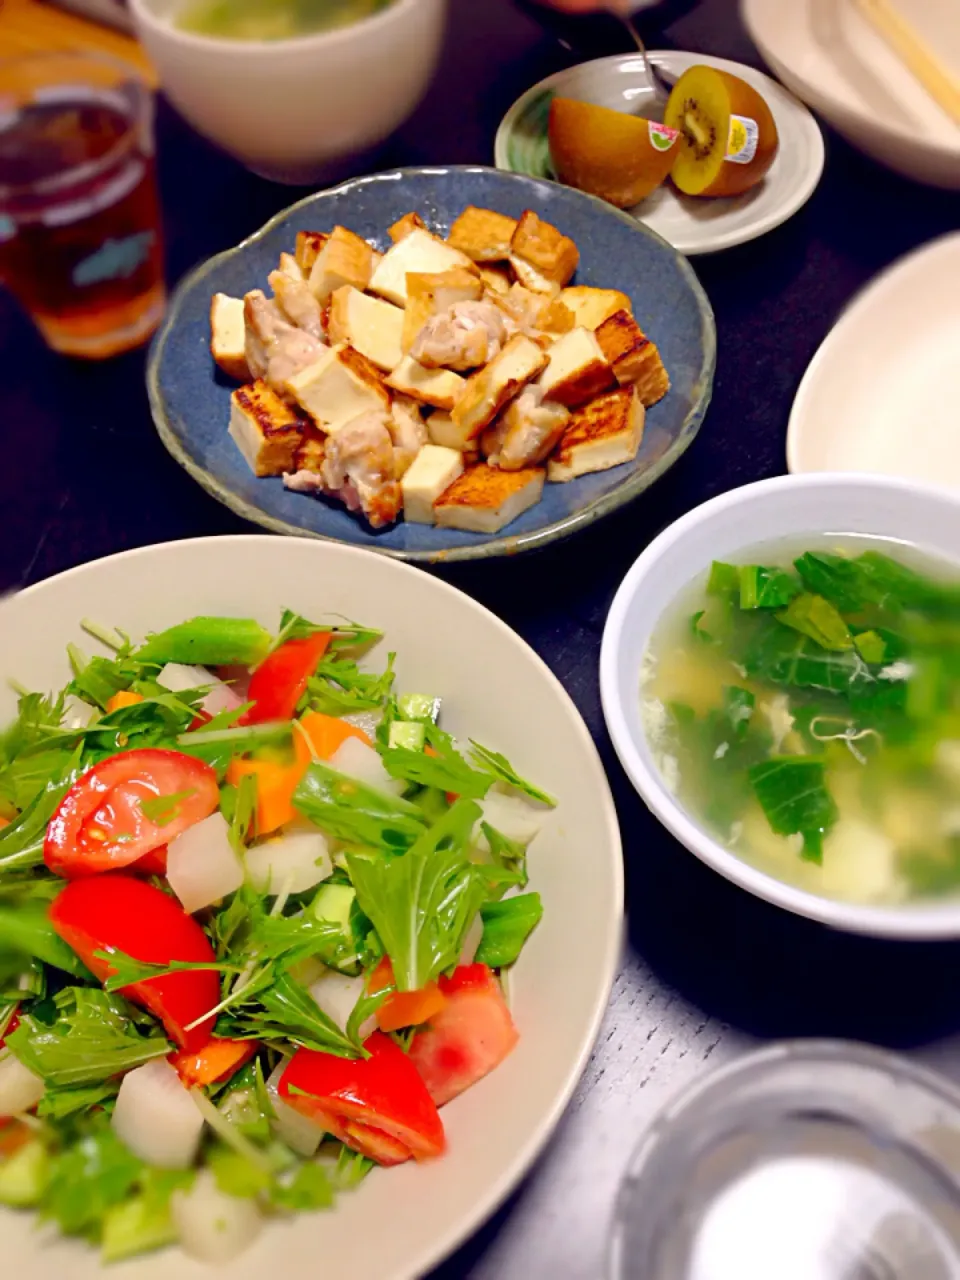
left=600, top=474, right=960, bottom=938
left=128, top=0, right=446, bottom=182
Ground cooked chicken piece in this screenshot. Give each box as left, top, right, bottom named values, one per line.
left=481, top=384, right=570, bottom=470
left=491, top=285, right=573, bottom=346
left=243, top=290, right=326, bottom=393
left=268, top=270, right=325, bottom=339
left=388, top=397, right=428, bottom=477
left=322, top=411, right=402, bottom=529
left=410, top=300, right=508, bottom=372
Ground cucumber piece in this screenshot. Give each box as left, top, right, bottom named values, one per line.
left=0, top=1139, right=49, bottom=1208
left=388, top=721, right=426, bottom=751
left=312, top=883, right=356, bottom=932
left=397, top=694, right=440, bottom=723
left=101, top=1194, right=177, bottom=1263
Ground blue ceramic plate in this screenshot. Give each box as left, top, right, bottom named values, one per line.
left=148, top=166, right=715, bottom=562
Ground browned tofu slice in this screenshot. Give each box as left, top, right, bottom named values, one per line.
left=451, top=334, right=547, bottom=440
left=548, top=387, right=645, bottom=482
left=434, top=463, right=545, bottom=533
left=538, top=327, right=614, bottom=408
left=447, top=206, right=518, bottom=262
left=388, top=211, right=427, bottom=243
left=308, top=226, right=378, bottom=302
left=210, top=293, right=249, bottom=381
left=291, top=426, right=327, bottom=474
left=510, top=210, right=579, bottom=288
left=595, top=310, right=671, bottom=406
left=559, top=286, right=633, bottom=331
left=229, top=381, right=307, bottom=477
left=295, top=231, right=329, bottom=276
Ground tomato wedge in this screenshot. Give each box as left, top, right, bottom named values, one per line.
left=243, top=634, right=332, bottom=725
left=367, top=957, right=447, bottom=1034
left=44, top=749, right=219, bottom=879
left=408, top=964, right=518, bottom=1107
left=50, top=875, right=219, bottom=1052
left=171, top=1038, right=257, bottom=1088
left=131, top=845, right=168, bottom=876
left=279, top=1032, right=445, bottom=1166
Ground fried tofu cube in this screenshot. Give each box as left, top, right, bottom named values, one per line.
left=477, top=263, right=513, bottom=296
left=402, top=267, right=484, bottom=353
left=292, top=426, right=327, bottom=474
left=434, top=464, right=545, bottom=533
left=510, top=211, right=579, bottom=289
left=509, top=256, right=562, bottom=298
left=447, top=206, right=519, bottom=262
left=308, top=226, right=377, bottom=302
left=538, top=327, right=614, bottom=408
left=451, top=334, right=547, bottom=441
left=559, top=286, right=633, bottom=331
left=295, top=231, right=329, bottom=276
left=548, top=387, right=645, bottom=482
left=210, top=293, right=250, bottom=381
left=388, top=211, right=427, bottom=243
left=401, top=444, right=464, bottom=524
left=426, top=409, right=476, bottom=453
left=285, top=343, right=390, bottom=433
left=369, top=229, right=474, bottom=307
left=595, top=310, right=671, bottom=406
left=386, top=356, right=466, bottom=411
left=229, top=381, right=306, bottom=477
left=327, top=286, right=404, bottom=372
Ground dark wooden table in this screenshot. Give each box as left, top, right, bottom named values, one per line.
left=3, top=1, right=960, bottom=1275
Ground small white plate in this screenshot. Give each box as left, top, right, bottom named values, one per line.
left=743, top=0, right=960, bottom=190
left=495, top=51, right=825, bottom=256
left=787, top=232, right=960, bottom=482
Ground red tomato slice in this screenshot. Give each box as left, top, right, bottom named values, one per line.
left=243, top=634, right=332, bottom=725
left=408, top=964, right=519, bottom=1107
left=279, top=1031, right=445, bottom=1165
left=50, top=875, right=220, bottom=1052
left=44, top=749, right=219, bottom=879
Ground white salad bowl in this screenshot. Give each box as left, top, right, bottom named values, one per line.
left=599, top=473, right=960, bottom=940
left=127, top=0, right=448, bottom=182
left=0, top=535, right=623, bottom=1280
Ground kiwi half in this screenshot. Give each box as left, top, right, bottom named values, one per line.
left=664, top=65, right=779, bottom=198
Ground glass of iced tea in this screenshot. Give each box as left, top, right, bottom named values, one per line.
left=0, top=51, right=165, bottom=359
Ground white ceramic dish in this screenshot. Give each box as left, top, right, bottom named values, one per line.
left=0, top=535, right=623, bottom=1280
left=495, top=51, right=825, bottom=257
left=126, top=0, right=447, bottom=182
left=742, top=0, right=960, bottom=190
left=788, top=232, right=960, bottom=483
left=599, top=472, right=960, bottom=940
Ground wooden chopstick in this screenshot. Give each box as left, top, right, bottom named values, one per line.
left=854, top=0, right=960, bottom=126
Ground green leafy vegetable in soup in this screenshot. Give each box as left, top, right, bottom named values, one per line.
left=642, top=539, right=960, bottom=904
left=176, top=0, right=395, bottom=40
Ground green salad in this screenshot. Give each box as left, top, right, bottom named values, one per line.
left=0, top=611, right=551, bottom=1263
left=643, top=541, right=960, bottom=903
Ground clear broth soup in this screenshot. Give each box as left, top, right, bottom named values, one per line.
left=175, top=0, right=395, bottom=40
left=642, top=535, right=960, bottom=905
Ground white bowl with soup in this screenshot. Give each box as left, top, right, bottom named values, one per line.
left=127, top=0, right=447, bottom=182
left=600, top=474, right=960, bottom=939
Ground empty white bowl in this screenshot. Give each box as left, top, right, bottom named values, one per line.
left=1, top=534, right=622, bottom=1279
left=742, top=0, right=960, bottom=190
left=127, top=0, right=448, bottom=182
left=599, top=473, right=960, bottom=939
